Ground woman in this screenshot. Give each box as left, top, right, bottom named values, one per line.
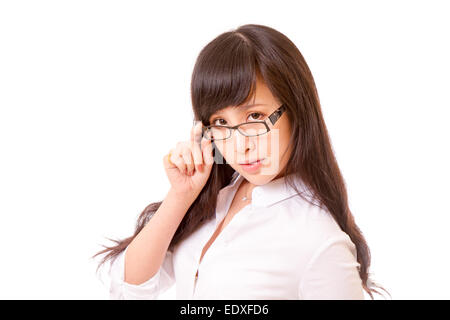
left=93, top=24, right=387, bottom=299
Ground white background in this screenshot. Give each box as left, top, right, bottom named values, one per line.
left=0, top=0, right=449, bottom=299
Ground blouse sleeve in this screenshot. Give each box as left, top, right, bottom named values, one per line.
left=298, top=234, right=365, bottom=300
left=108, top=245, right=175, bottom=300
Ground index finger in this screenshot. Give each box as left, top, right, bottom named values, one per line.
left=191, top=120, right=204, bottom=146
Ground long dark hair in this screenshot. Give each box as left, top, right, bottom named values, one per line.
left=93, top=24, right=389, bottom=299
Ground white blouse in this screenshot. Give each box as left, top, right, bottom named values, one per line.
left=107, top=171, right=365, bottom=299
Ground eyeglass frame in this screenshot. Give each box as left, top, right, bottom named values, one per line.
left=201, top=103, right=287, bottom=141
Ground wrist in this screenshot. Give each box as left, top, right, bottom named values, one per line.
left=166, top=187, right=198, bottom=207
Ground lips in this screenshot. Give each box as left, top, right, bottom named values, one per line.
left=239, top=158, right=264, bottom=165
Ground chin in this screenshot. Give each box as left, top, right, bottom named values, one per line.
left=239, top=169, right=280, bottom=186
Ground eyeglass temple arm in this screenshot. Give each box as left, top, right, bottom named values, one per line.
left=268, top=104, right=286, bottom=125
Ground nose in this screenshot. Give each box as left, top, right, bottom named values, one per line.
left=234, top=129, right=255, bottom=155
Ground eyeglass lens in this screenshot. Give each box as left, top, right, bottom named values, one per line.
left=205, top=122, right=268, bottom=140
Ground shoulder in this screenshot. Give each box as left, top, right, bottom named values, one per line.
left=275, top=195, right=354, bottom=265
left=279, top=194, right=345, bottom=242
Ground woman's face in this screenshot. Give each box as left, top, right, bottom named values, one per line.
left=208, top=77, right=292, bottom=186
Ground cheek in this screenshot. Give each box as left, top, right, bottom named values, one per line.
left=276, top=126, right=293, bottom=163
left=265, top=127, right=291, bottom=164
left=265, top=129, right=282, bottom=159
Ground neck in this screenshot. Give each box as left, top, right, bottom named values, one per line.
left=241, top=180, right=255, bottom=200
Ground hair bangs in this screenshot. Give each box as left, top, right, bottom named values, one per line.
left=191, top=34, right=260, bottom=125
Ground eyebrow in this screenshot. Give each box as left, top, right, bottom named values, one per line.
left=233, top=103, right=267, bottom=109
left=211, top=103, right=267, bottom=118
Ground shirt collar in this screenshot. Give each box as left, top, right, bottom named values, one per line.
left=224, top=171, right=314, bottom=208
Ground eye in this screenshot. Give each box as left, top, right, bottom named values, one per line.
left=248, top=112, right=264, bottom=121
left=212, top=118, right=227, bottom=126
left=211, top=112, right=265, bottom=125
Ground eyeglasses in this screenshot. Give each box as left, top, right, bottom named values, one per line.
left=202, top=103, right=287, bottom=141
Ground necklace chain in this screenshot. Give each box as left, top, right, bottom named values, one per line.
left=241, top=183, right=252, bottom=201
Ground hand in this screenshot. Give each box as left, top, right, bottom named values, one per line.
left=163, top=121, right=214, bottom=199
